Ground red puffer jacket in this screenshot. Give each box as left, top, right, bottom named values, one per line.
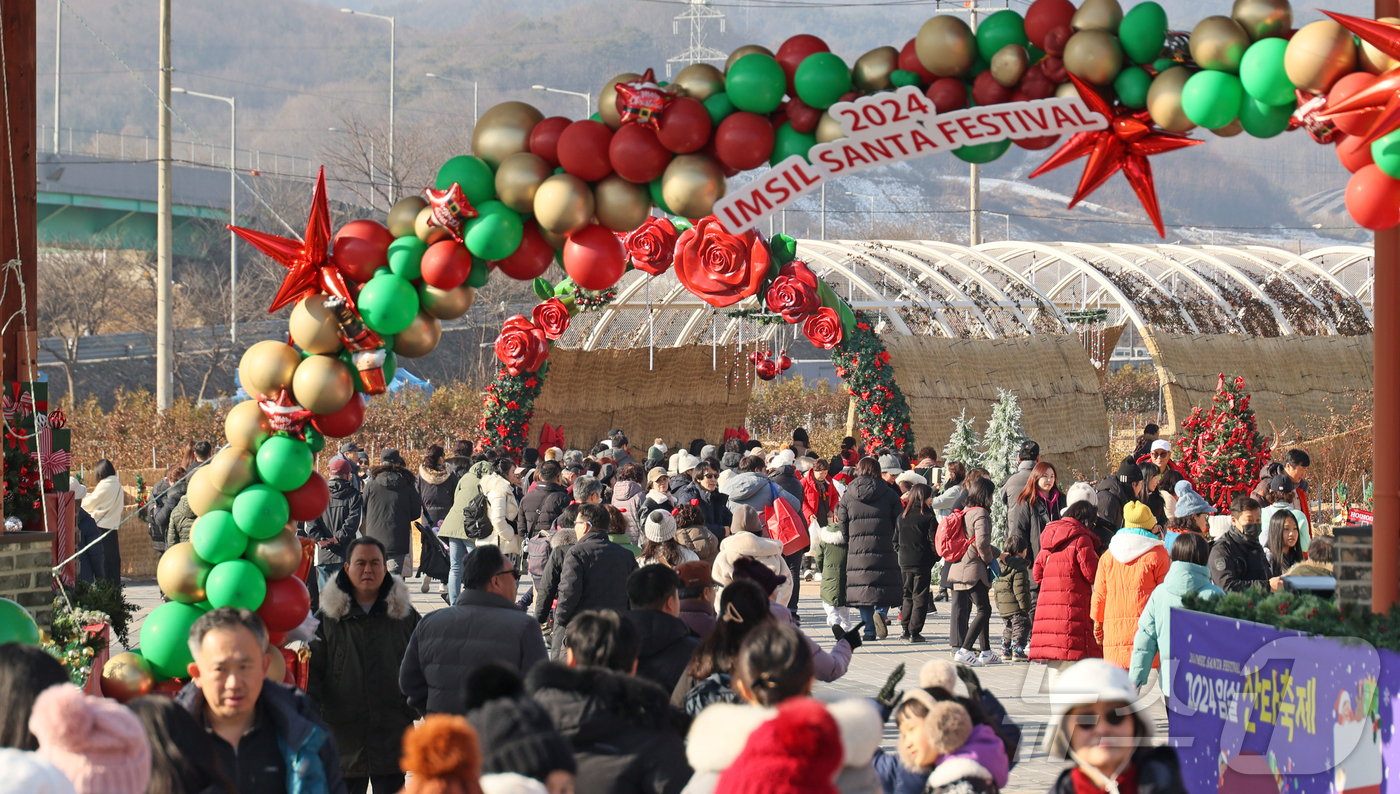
left=1030, top=517, right=1103, bottom=663
left=802, top=473, right=840, bottom=527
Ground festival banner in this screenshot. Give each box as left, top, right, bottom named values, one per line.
left=1168, top=609, right=1396, bottom=794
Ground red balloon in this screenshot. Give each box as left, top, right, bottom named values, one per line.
left=926, top=78, right=968, bottom=113
left=702, top=138, right=742, bottom=178
left=1026, top=0, right=1077, bottom=50
left=333, top=219, right=394, bottom=283
left=556, top=120, right=614, bottom=182
left=285, top=472, right=329, bottom=522
left=153, top=678, right=186, bottom=695
left=714, top=112, right=776, bottom=171
left=1041, top=56, right=1069, bottom=83
left=1337, top=132, right=1376, bottom=173
left=898, top=39, right=937, bottom=85
left=1347, top=164, right=1400, bottom=229
left=495, top=219, right=555, bottom=280
left=420, top=240, right=473, bottom=290
left=268, top=631, right=288, bottom=647
left=786, top=97, right=822, bottom=134
left=1330, top=73, right=1381, bottom=137
left=1015, top=134, right=1062, bottom=150
left=769, top=111, right=790, bottom=131
left=609, top=124, right=673, bottom=183
left=1043, top=25, right=1073, bottom=58
left=973, top=71, right=1013, bottom=106
left=1021, top=65, right=1058, bottom=100
left=563, top=224, right=626, bottom=291
left=777, top=35, right=831, bottom=91
left=311, top=393, right=365, bottom=438
left=657, top=97, right=712, bottom=154
left=257, top=575, right=311, bottom=632
left=529, top=116, right=572, bottom=168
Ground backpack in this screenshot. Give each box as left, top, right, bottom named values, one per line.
left=527, top=528, right=554, bottom=578
left=936, top=509, right=973, bottom=561
left=461, top=492, right=495, bottom=540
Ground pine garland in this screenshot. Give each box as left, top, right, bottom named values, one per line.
left=1177, top=374, right=1272, bottom=511
left=1182, top=588, right=1400, bottom=652
left=476, top=363, right=548, bottom=457
left=2, top=432, right=43, bottom=527
left=831, top=310, right=915, bottom=456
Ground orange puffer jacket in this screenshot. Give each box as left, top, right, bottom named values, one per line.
left=1090, top=528, right=1171, bottom=669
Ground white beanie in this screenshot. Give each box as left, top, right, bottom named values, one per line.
left=1043, top=658, right=1151, bottom=759
left=480, top=773, right=549, bottom=794
left=1065, top=482, right=1096, bottom=508
left=0, top=749, right=76, bottom=794
left=644, top=509, right=678, bottom=543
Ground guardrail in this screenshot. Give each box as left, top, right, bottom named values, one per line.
left=38, top=125, right=316, bottom=181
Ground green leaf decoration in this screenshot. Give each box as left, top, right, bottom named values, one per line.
left=533, top=277, right=554, bottom=302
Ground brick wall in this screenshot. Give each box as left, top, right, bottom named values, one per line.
left=0, top=533, right=56, bottom=627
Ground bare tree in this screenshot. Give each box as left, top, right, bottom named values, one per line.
left=37, top=247, right=136, bottom=405
left=319, top=112, right=470, bottom=212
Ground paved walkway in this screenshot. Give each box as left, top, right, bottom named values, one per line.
left=123, top=575, right=1169, bottom=794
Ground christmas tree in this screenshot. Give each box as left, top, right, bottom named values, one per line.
left=1177, top=374, right=1272, bottom=512
left=983, top=390, right=1027, bottom=545
left=942, top=408, right=982, bottom=469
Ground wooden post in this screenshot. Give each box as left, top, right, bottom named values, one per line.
left=0, top=0, right=37, bottom=386
left=845, top=396, right=857, bottom=440
left=1375, top=0, right=1400, bottom=614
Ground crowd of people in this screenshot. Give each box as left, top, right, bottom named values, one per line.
left=14, top=423, right=1332, bottom=794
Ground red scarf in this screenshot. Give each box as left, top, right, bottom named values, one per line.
left=1071, top=764, right=1138, bottom=794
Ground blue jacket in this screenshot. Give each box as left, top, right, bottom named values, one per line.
left=873, top=748, right=928, bottom=794
left=1129, top=560, right=1224, bottom=699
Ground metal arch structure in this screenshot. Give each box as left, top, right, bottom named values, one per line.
left=554, top=241, right=1376, bottom=351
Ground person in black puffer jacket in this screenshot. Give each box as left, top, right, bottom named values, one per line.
left=1095, top=459, right=1143, bottom=532
left=838, top=458, right=903, bottom=641
left=893, top=483, right=938, bottom=643
left=306, top=458, right=365, bottom=593
left=417, top=444, right=460, bottom=528
left=520, top=462, right=572, bottom=545
left=769, top=463, right=804, bottom=502
left=364, top=449, right=420, bottom=576
left=671, top=463, right=730, bottom=539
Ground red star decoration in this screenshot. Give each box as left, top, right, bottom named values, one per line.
left=1319, top=12, right=1400, bottom=145
left=228, top=166, right=355, bottom=314
left=424, top=183, right=477, bottom=243
left=614, top=69, right=674, bottom=130
left=1029, top=74, right=1202, bottom=237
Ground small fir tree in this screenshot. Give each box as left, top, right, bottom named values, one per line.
left=982, top=389, right=1027, bottom=545
left=942, top=408, right=982, bottom=470
left=1176, top=374, right=1272, bottom=512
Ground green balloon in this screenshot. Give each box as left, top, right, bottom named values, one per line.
left=794, top=52, right=851, bottom=110
left=303, top=425, right=325, bottom=454
left=1240, top=95, right=1295, bottom=138
left=387, top=237, right=427, bottom=281
left=1118, top=2, right=1168, bottom=65
left=726, top=54, right=786, bottom=114
left=191, top=510, right=248, bottom=564
left=1152, top=57, right=1177, bottom=73
left=770, top=123, right=818, bottom=165
left=890, top=70, right=921, bottom=88
left=232, top=484, right=290, bottom=540
left=1114, top=67, right=1152, bottom=109
left=952, top=138, right=1012, bottom=164
left=435, top=155, right=496, bottom=205
left=340, top=349, right=397, bottom=393
left=649, top=178, right=674, bottom=215
left=976, top=10, right=1028, bottom=62
left=255, top=435, right=313, bottom=492
left=358, top=271, right=419, bottom=335
left=0, top=597, right=38, bottom=646
left=466, top=256, right=491, bottom=289
left=1239, top=38, right=1295, bottom=107
left=770, top=234, right=798, bottom=265
left=205, top=559, right=268, bottom=611
left=1373, top=128, right=1400, bottom=177
left=1181, top=70, right=1244, bottom=130
left=140, top=601, right=207, bottom=679
left=703, top=92, right=736, bottom=127
left=464, top=200, right=525, bottom=261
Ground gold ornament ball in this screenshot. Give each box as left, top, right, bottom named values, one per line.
left=1071, top=0, right=1124, bottom=32
left=916, top=16, right=977, bottom=77
left=266, top=643, right=287, bottom=683
left=1063, top=30, right=1125, bottom=85
left=495, top=152, right=554, bottom=214
left=853, top=46, right=900, bottom=93
left=239, top=340, right=300, bottom=401
left=725, top=45, right=775, bottom=74
left=414, top=206, right=453, bottom=246
left=991, top=44, right=1030, bottom=88
left=471, top=101, right=545, bottom=169
left=1361, top=17, right=1400, bottom=74
left=1231, top=0, right=1292, bottom=42
left=539, top=225, right=569, bottom=251
left=594, top=174, right=651, bottom=233
left=157, top=542, right=210, bottom=604
left=245, top=528, right=304, bottom=580
left=1284, top=19, right=1358, bottom=94
left=1190, top=16, right=1251, bottom=73
left=386, top=196, right=427, bottom=238
left=1054, top=81, right=1082, bottom=99
left=1147, top=66, right=1197, bottom=132
left=661, top=154, right=727, bottom=220
left=1212, top=119, right=1245, bottom=137
left=418, top=283, right=475, bottom=320
left=224, top=399, right=271, bottom=452
left=674, top=63, right=725, bottom=100
left=598, top=73, right=642, bottom=131
left=291, top=354, right=355, bottom=415
left=187, top=466, right=234, bottom=516
left=100, top=652, right=155, bottom=703
left=289, top=297, right=342, bottom=355
left=204, top=447, right=257, bottom=496
left=815, top=111, right=846, bottom=143
left=533, top=174, right=596, bottom=236
left=395, top=311, right=443, bottom=359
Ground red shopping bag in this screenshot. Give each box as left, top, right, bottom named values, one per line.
left=765, top=484, right=809, bottom=555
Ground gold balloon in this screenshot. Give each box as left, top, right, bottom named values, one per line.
left=1284, top=19, right=1357, bottom=94
left=291, top=354, right=355, bottom=415
left=815, top=111, right=846, bottom=143
left=1231, top=0, right=1292, bottom=42
left=204, top=447, right=256, bottom=496
left=661, top=154, right=726, bottom=220
left=1361, top=17, right=1400, bottom=74
left=725, top=45, right=775, bottom=74
left=1054, top=81, right=1082, bottom=99
left=540, top=225, right=569, bottom=250
left=1063, top=30, right=1124, bottom=85
left=916, top=16, right=976, bottom=77
left=471, top=101, right=544, bottom=169
left=418, top=282, right=475, bottom=321
left=853, top=46, right=900, bottom=93
left=495, top=152, right=554, bottom=214
left=599, top=73, right=642, bottom=131
left=1071, top=0, right=1123, bottom=32
left=395, top=311, right=443, bottom=359
left=1190, top=16, right=1251, bottom=73
left=267, top=643, right=287, bottom=683
left=533, top=174, right=596, bottom=235
left=157, top=542, right=210, bottom=604
left=1211, top=119, right=1245, bottom=137
left=245, top=528, right=304, bottom=580
left=238, top=340, right=300, bottom=401
left=1147, top=66, right=1196, bottom=132
left=224, top=399, right=270, bottom=452
left=594, top=174, right=651, bottom=233
left=289, top=297, right=342, bottom=355
left=991, top=45, right=1030, bottom=88
left=386, top=196, right=427, bottom=238
left=674, top=63, right=725, bottom=101
left=100, top=652, right=155, bottom=703
left=186, top=466, right=233, bottom=518
left=414, top=206, right=453, bottom=245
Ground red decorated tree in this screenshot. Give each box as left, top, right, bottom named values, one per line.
left=1176, top=374, right=1272, bottom=511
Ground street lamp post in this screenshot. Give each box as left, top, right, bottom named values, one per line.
left=984, top=211, right=1009, bottom=242
left=172, top=87, right=238, bottom=342
left=846, top=192, right=875, bottom=238
left=531, top=85, right=590, bottom=117
left=426, top=74, right=478, bottom=125
left=329, top=127, right=375, bottom=210
left=342, top=9, right=395, bottom=202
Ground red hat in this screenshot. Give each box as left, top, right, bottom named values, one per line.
left=329, top=458, right=353, bottom=476
left=713, top=698, right=842, bottom=794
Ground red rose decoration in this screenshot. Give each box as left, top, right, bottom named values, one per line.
left=493, top=315, right=550, bottom=376
left=764, top=260, right=821, bottom=323
left=803, top=306, right=844, bottom=349
left=674, top=216, right=771, bottom=308
left=622, top=217, right=679, bottom=276
left=531, top=298, right=571, bottom=341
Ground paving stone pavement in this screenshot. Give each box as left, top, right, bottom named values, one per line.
left=123, top=574, right=1170, bottom=794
